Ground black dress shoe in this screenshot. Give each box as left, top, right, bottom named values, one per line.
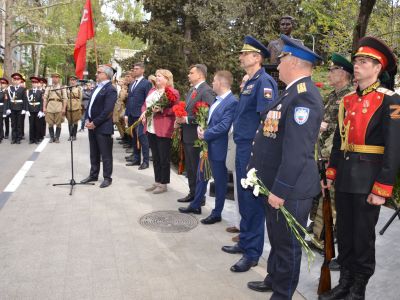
left=80, top=176, right=98, bottom=184
left=125, top=155, right=134, bottom=160
left=178, top=206, right=201, bottom=214
left=230, top=256, right=258, bottom=272
left=29, top=140, right=34, bottom=144
left=247, top=281, right=273, bottom=292
left=138, top=162, right=149, bottom=170
left=16, top=140, right=21, bottom=144
left=201, top=215, right=222, bottom=225
left=11, top=140, right=16, bottom=144
left=122, top=144, right=131, bottom=148
left=4, top=135, right=8, bottom=139
left=100, top=179, right=112, bottom=188
left=221, top=244, right=244, bottom=254
left=126, top=161, right=140, bottom=166
left=125, top=148, right=133, bottom=153
left=177, top=195, right=194, bottom=203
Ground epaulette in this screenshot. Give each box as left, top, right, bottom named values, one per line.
left=297, top=82, right=307, bottom=94
left=377, top=87, right=396, bottom=96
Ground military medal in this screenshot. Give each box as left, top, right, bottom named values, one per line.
left=263, top=111, right=281, bottom=138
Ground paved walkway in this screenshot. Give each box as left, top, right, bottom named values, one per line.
left=1, top=123, right=399, bottom=299
left=0, top=124, right=305, bottom=300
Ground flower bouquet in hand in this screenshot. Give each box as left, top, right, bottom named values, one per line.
left=241, top=168, right=323, bottom=268
left=193, top=101, right=212, bottom=181
left=172, top=102, right=187, bottom=174
left=126, top=86, right=178, bottom=137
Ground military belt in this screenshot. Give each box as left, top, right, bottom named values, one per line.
left=12, top=99, right=23, bottom=103
left=345, top=144, right=385, bottom=154
left=29, top=102, right=41, bottom=105
left=48, top=98, right=62, bottom=102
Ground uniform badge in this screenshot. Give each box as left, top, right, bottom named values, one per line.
left=263, top=110, right=281, bottom=138
left=297, top=82, right=307, bottom=94
left=264, top=88, right=273, bottom=99
left=390, top=104, right=400, bottom=119
left=276, top=104, right=282, bottom=110
left=242, top=85, right=253, bottom=95
left=294, top=107, right=310, bottom=125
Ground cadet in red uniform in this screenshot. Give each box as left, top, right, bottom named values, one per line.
left=320, top=37, right=400, bottom=300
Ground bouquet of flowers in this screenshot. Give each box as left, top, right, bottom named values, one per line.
left=193, top=101, right=212, bottom=181
left=241, top=168, right=323, bottom=268
left=126, top=86, right=178, bottom=137
left=172, top=102, right=188, bottom=174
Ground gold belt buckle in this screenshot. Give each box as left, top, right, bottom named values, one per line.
left=347, top=144, right=354, bottom=152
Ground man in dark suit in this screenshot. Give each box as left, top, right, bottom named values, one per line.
left=175, top=64, right=215, bottom=203
left=81, top=65, right=117, bottom=188
left=246, top=35, right=323, bottom=299
left=179, top=70, right=238, bottom=223
left=124, top=62, right=152, bottom=169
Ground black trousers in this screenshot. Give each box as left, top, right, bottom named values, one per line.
left=128, top=115, right=149, bottom=163
left=336, top=192, right=380, bottom=277
left=29, top=112, right=41, bottom=142
left=10, top=110, right=23, bottom=142
left=0, top=113, right=3, bottom=139
left=265, top=198, right=313, bottom=300
left=183, top=142, right=201, bottom=197
left=88, top=130, right=113, bottom=180
left=148, top=133, right=171, bottom=184
left=4, top=115, right=10, bottom=136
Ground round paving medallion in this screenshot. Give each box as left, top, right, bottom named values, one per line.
left=139, top=210, right=199, bottom=233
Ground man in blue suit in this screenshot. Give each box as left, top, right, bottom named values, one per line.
left=178, top=70, right=238, bottom=224
left=81, top=65, right=117, bottom=188
left=125, top=62, right=152, bottom=169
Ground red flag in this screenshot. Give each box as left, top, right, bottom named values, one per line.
left=74, top=0, right=95, bottom=79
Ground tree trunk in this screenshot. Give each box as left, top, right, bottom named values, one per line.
left=352, top=0, right=377, bottom=52
left=183, top=16, right=192, bottom=64
left=4, top=0, right=14, bottom=77
left=34, top=36, right=44, bottom=76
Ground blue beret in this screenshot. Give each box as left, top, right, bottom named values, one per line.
left=240, top=35, right=270, bottom=58
left=280, top=35, right=322, bottom=64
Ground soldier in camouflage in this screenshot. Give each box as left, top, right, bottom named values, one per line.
left=309, top=54, right=354, bottom=260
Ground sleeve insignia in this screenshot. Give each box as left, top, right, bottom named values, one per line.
left=297, top=82, right=307, bottom=94
left=264, top=88, right=273, bottom=99
left=294, top=107, right=310, bottom=125
left=389, top=104, right=400, bottom=119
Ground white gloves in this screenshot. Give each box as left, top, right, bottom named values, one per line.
left=21, top=110, right=26, bottom=115
left=6, top=109, right=11, bottom=115
left=25, top=111, right=30, bottom=117
left=38, top=111, right=45, bottom=118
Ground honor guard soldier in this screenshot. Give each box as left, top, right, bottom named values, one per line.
left=309, top=54, right=354, bottom=250
left=66, top=75, right=83, bottom=141
left=38, top=77, right=48, bottom=139
left=0, top=78, right=9, bottom=143
left=320, top=37, right=400, bottom=300
left=221, top=36, right=278, bottom=272
left=43, top=73, right=67, bottom=143
left=27, top=76, right=45, bottom=144
left=246, top=35, right=323, bottom=299
left=5, top=73, right=28, bottom=144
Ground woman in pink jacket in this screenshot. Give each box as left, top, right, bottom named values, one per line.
left=141, top=69, right=180, bottom=194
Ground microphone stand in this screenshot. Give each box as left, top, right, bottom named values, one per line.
left=52, top=84, right=94, bottom=195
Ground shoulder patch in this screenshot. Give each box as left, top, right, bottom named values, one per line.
left=264, top=88, right=273, bottom=99
left=390, top=105, right=400, bottom=119
left=294, top=107, right=310, bottom=125
left=377, top=87, right=395, bottom=96
left=297, top=82, right=307, bottom=94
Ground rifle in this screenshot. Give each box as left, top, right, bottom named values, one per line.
left=317, top=158, right=336, bottom=295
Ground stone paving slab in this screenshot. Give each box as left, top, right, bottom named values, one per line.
left=0, top=125, right=305, bottom=300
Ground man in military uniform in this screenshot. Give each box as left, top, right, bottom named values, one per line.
left=43, top=73, right=67, bottom=143
left=27, top=76, right=45, bottom=144
left=5, top=73, right=28, bottom=144
left=320, top=37, right=400, bottom=300
left=221, top=36, right=278, bottom=272
left=246, top=35, right=323, bottom=299
left=267, top=16, right=296, bottom=64
left=1, top=78, right=10, bottom=140
left=38, top=77, right=48, bottom=139
left=66, top=76, right=82, bottom=141
left=0, top=78, right=9, bottom=143
left=113, top=74, right=128, bottom=140
left=309, top=54, right=354, bottom=249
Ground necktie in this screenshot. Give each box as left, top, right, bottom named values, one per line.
left=131, top=80, right=138, bottom=92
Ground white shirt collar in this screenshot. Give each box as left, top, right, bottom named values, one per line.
left=194, top=81, right=205, bottom=89
left=98, top=79, right=110, bottom=87
left=135, top=76, right=144, bottom=83
left=217, top=90, right=231, bottom=101
left=285, top=76, right=308, bottom=90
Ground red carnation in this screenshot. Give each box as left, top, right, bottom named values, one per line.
left=315, top=82, right=324, bottom=88
left=165, top=86, right=178, bottom=103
